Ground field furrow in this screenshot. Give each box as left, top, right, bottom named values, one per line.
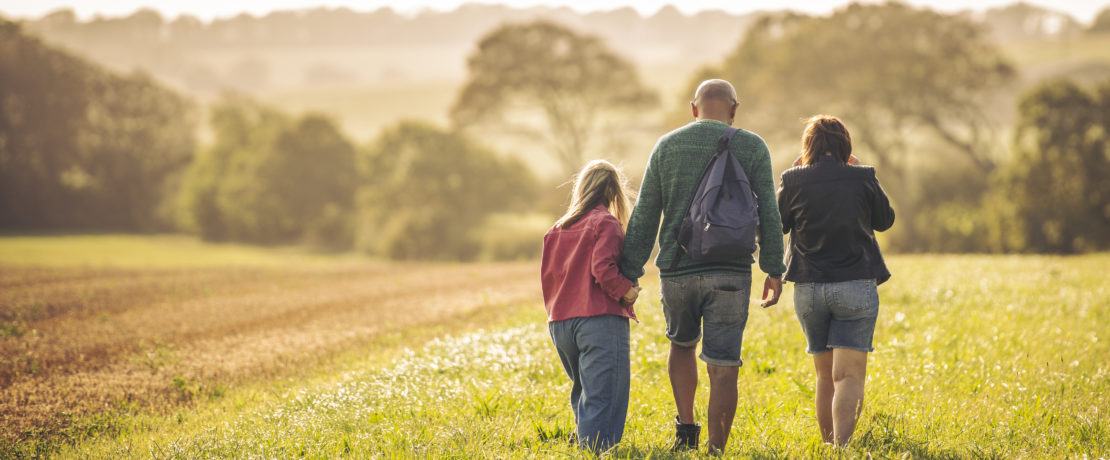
left=0, top=261, right=539, bottom=446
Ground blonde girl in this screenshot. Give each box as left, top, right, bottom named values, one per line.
left=540, top=160, right=640, bottom=451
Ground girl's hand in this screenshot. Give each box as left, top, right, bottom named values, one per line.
left=621, top=286, right=641, bottom=306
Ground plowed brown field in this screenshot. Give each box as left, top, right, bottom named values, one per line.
left=0, top=261, right=539, bottom=445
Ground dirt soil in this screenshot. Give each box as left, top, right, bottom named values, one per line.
left=0, top=261, right=539, bottom=445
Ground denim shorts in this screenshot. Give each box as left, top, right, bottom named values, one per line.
left=793, top=279, right=880, bottom=354
left=660, top=274, right=751, bottom=367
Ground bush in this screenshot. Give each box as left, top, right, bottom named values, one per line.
left=179, top=96, right=357, bottom=247
left=990, top=79, right=1110, bottom=253
left=0, top=20, right=195, bottom=232
left=471, top=213, right=553, bottom=261
left=357, top=121, right=538, bottom=261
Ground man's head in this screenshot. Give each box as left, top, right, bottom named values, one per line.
left=690, top=79, right=738, bottom=124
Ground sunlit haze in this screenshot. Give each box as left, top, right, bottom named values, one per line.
left=0, top=0, right=1105, bottom=22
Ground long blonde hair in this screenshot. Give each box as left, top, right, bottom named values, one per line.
left=554, top=160, right=632, bottom=229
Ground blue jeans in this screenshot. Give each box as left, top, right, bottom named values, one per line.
left=548, top=314, right=630, bottom=451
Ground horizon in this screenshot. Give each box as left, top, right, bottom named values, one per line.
left=0, top=0, right=1105, bottom=23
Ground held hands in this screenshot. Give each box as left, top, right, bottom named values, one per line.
left=620, top=285, right=642, bottom=306
left=761, top=276, right=782, bottom=308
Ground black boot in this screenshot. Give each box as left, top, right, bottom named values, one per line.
left=671, top=415, right=700, bottom=452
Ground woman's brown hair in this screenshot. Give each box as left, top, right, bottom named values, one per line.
left=554, top=160, right=632, bottom=230
left=800, top=115, right=852, bottom=165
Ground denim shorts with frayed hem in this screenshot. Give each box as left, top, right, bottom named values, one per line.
left=660, top=274, right=752, bottom=367
left=793, top=279, right=880, bottom=354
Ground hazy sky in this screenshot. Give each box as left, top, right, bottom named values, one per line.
left=0, top=0, right=1105, bottom=23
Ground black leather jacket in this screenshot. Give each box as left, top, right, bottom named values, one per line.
left=778, top=155, right=895, bottom=285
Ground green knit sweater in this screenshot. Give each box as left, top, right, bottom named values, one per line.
left=619, top=120, right=787, bottom=281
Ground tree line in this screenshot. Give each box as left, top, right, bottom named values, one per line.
left=19, top=3, right=1104, bottom=94
left=0, top=20, right=194, bottom=232
left=673, top=3, right=1110, bottom=253
left=1, top=19, right=541, bottom=259
left=25, top=3, right=1105, bottom=50
left=3, top=4, right=1109, bottom=257
left=178, top=99, right=538, bottom=259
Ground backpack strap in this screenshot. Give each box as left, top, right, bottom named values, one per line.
left=667, top=127, right=741, bottom=271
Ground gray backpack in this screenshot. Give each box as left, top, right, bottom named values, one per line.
left=672, top=127, right=759, bottom=267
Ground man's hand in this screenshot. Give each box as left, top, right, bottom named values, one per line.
left=621, top=286, right=641, bottom=306
left=760, top=276, right=782, bottom=308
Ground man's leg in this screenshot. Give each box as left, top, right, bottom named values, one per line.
left=813, top=351, right=835, bottom=443
left=831, top=348, right=868, bottom=446
left=661, top=276, right=704, bottom=451
left=668, top=342, right=698, bottom=424
left=697, top=274, right=751, bottom=453
left=706, top=364, right=739, bottom=452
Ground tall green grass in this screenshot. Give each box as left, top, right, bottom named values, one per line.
left=59, top=254, right=1110, bottom=458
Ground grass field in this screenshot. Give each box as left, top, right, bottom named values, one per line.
left=0, top=236, right=540, bottom=457
left=2, top=236, right=1108, bottom=458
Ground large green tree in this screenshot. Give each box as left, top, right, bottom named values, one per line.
left=450, top=20, right=658, bottom=176
left=994, top=79, right=1110, bottom=253
left=680, top=4, right=1015, bottom=250
left=0, top=20, right=195, bottom=231
left=179, top=97, right=357, bottom=246
left=79, top=71, right=196, bottom=230
left=357, top=121, right=537, bottom=260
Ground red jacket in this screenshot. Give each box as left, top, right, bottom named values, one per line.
left=541, top=205, right=637, bottom=323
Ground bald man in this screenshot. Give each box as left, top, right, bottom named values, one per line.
left=619, top=79, right=786, bottom=454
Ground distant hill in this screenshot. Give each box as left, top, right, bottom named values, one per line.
left=13, top=4, right=758, bottom=93
left=11, top=2, right=1101, bottom=96
left=977, top=2, right=1086, bottom=41
left=8, top=2, right=1106, bottom=145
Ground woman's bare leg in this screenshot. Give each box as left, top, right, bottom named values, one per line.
left=812, top=352, right=835, bottom=443
left=831, top=348, right=868, bottom=446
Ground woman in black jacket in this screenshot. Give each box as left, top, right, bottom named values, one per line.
left=778, top=115, right=895, bottom=446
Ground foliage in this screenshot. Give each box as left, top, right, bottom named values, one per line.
left=179, top=96, right=357, bottom=247
left=1089, top=7, right=1110, bottom=34
left=675, top=4, right=1015, bottom=251
left=80, top=72, right=198, bottom=230
left=451, top=20, right=658, bottom=175
left=357, top=121, right=537, bottom=260
left=0, top=20, right=195, bottom=232
left=51, top=255, right=1110, bottom=459
left=686, top=3, right=1014, bottom=170
left=992, top=79, right=1110, bottom=253
left=470, top=213, right=551, bottom=261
